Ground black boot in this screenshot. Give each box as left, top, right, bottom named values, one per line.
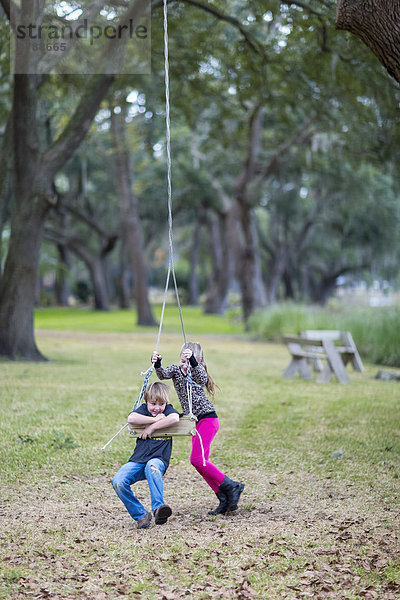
left=219, top=476, right=245, bottom=511
left=208, top=491, right=228, bottom=515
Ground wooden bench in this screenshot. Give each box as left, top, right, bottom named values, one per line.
left=301, top=330, right=364, bottom=373
left=283, top=334, right=353, bottom=384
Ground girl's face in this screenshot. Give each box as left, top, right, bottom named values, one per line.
left=179, top=353, right=188, bottom=374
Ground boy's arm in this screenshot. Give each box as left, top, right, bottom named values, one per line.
left=128, top=412, right=166, bottom=426
left=139, top=412, right=179, bottom=439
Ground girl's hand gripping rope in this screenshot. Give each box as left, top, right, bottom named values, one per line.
left=180, top=348, right=192, bottom=375
left=152, top=351, right=162, bottom=364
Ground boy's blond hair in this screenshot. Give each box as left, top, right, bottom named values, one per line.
left=143, top=381, right=170, bottom=404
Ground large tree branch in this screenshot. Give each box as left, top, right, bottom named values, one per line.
left=0, top=0, right=18, bottom=22
left=40, top=75, right=114, bottom=183
left=59, top=199, right=119, bottom=242
left=336, top=0, right=400, bottom=84
left=256, top=117, right=314, bottom=185
left=39, top=0, right=108, bottom=74
left=0, top=0, right=9, bottom=19
left=153, top=0, right=266, bottom=57
left=44, top=227, right=94, bottom=266
left=316, top=262, right=370, bottom=281
left=295, top=192, right=326, bottom=252
left=234, top=102, right=263, bottom=202
left=40, top=0, right=150, bottom=183
left=210, top=179, right=232, bottom=215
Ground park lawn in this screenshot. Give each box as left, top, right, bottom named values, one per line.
left=34, top=305, right=243, bottom=335
left=0, top=330, right=399, bottom=599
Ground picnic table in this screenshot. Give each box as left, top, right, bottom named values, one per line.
left=283, top=330, right=364, bottom=384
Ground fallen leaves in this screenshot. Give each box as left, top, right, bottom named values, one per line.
left=1, top=466, right=399, bottom=600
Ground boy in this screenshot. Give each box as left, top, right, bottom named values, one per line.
left=111, top=382, right=179, bottom=529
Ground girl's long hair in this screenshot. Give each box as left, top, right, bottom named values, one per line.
left=180, top=342, right=218, bottom=399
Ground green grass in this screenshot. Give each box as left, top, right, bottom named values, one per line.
left=1, top=330, right=399, bottom=599
left=34, top=305, right=243, bottom=335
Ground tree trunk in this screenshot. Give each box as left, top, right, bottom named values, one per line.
left=0, top=71, right=50, bottom=359
left=336, top=0, right=400, bottom=84
left=116, top=232, right=132, bottom=308
left=204, top=211, right=233, bottom=314
left=54, top=244, right=71, bottom=306
left=311, top=262, right=368, bottom=305
left=0, top=202, right=49, bottom=360
left=111, top=110, right=156, bottom=326
left=267, top=242, right=288, bottom=304
left=231, top=198, right=267, bottom=323
left=0, top=0, right=149, bottom=359
left=232, top=103, right=267, bottom=324
left=90, top=259, right=110, bottom=311
left=0, top=179, right=12, bottom=282
left=189, top=215, right=202, bottom=306
left=44, top=228, right=111, bottom=311
left=283, top=269, right=295, bottom=300
left=0, top=72, right=116, bottom=357
left=311, top=274, right=338, bottom=305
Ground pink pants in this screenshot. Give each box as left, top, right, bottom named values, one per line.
left=190, top=418, right=225, bottom=492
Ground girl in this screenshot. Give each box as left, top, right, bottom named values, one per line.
left=152, top=342, right=244, bottom=515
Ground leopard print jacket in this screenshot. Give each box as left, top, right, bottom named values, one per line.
left=155, top=363, right=216, bottom=418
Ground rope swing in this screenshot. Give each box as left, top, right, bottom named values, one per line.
left=102, top=0, right=197, bottom=450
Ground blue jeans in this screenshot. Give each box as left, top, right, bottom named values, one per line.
left=111, top=458, right=166, bottom=521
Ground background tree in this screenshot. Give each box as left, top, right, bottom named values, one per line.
left=0, top=0, right=149, bottom=359
left=1, top=0, right=400, bottom=361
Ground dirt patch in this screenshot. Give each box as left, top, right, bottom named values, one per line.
left=1, top=464, right=398, bottom=599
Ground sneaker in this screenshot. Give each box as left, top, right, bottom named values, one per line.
left=154, top=504, right=172, bottom=525
left=137, top=511, right=152, bottom=529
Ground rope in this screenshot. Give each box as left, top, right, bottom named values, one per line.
left=195, top=429, right=206, bottom=467
left=163, top=0, right=186, bottom=345
left=102, top=0, right=187, bottom=450
left=186, top=359, right=194, bottom=417
left=186, top=360, right=205, bottom=466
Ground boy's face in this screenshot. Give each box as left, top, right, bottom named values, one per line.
left=147, top=399, right=167, bottom=416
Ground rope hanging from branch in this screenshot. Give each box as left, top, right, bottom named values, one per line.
left=102, top=0, right=193, bottom=450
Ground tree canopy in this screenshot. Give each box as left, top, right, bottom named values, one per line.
left=0, top=0, right=400, bottom=359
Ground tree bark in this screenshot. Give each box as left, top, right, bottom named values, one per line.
left=203, top=210, right=233, bottom=314
left=54, top=244, right=71, bottom=306
left=189, top=213, right=202, bottom=306
left=232, top=103, right=267, bottom=323
left=0, top=71, right=116, bottom=358
left=267, top=241, right=288, bottom=304
left=0, top=200, right=49, bottom=360
left=336, top=0, right=400, bottom=84
left=310, top=264, right=367, bottom=304
left=0, top=178, right=12, bottom=281
left=111, top=110, right=156, bottom=326
left=117, top=239, right=132, bottom=309
left=44, top=228, right=110, bottom=310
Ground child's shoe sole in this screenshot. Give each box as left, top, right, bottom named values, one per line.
left=154, top=504, right=172, bottom=525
